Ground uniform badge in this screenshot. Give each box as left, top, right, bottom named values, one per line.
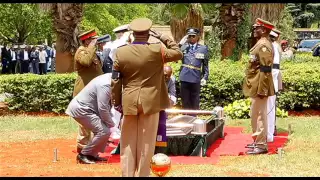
left=262, top=47, right=267, bottom=52
left=195, top=53, right=204, bottom=59
left=249, top=54, right=257, bottom=62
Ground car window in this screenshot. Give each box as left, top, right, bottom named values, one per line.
left=300, top=40, right=320, bottom=48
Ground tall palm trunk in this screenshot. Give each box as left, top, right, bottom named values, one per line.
left=169, top=4, right=204, bottom=43
left=249, top=4, right=285, bottom=48
left=219, top=3, right=246, bottom=60
left=40, top=3, right=84, bottom=73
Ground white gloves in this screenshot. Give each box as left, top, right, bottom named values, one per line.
left=179, top=35, right=188, bottom=46
left=201, top=78, right=207, bottom=86
left=169, top=95, right=177, bottom=105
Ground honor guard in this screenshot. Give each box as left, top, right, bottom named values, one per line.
left=111, top=18, right=182, bottom=177
left=267, top=28, right=283, bottom=142
left=243, top=18, right=275, bottom=155
left=108, top=24, right=130, bottom=61
left=73, top=29, right=103, bottom=154
left=97, top=34, right=112, bottom=73
left=179, top=28, right=209, bottom=111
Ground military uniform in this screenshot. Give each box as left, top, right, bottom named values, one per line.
left=111, top=18, right=183, bottom=177
left=243, top=18, right=275, bottom=153
left=97, top=34, right=112, bottom=73
left=267, top=29, right=283, bottom=142
left=73, top=29, right=103, bottom=151
left=179, top=28, right=209, bottom=111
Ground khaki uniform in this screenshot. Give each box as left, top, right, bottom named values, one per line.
left=73, top=45, right=103, bottom=149
left=112, top=34, right=183, bottom=177
left=243, top=37, right=274, bottom=150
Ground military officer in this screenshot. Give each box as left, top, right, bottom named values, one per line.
left=111, top=18, right=183, bottom=177
left=267, top=28, right=283, bottom=142
left=96, top=34, right=112, bottom=73
left=108, top=24, right=130, bottom=61
left=179, top=28, right=209, bottom=111
left=73, top=29, right=104, bottom=154
left=243, top=18, right=275, bottom=155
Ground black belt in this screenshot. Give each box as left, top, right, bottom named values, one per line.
left=273, top=64, right=280, bottom=69
left=260, top=66, right=272, bottom=72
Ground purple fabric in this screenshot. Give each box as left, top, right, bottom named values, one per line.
left=156, top=110, right=167, bottom=146
left=131, top=42, right=149, bottom=45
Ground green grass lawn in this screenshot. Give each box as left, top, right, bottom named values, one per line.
left=1, top=115, right=320, bottom=176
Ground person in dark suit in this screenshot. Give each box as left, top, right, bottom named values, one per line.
left=20, top=45, right=30, bottom=74
left=179, top=28, right=209, bottom=111
left=1, top=43, right=12, bottom=74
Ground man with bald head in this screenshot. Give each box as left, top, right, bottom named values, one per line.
left=164, top=65, right=177, bottom=106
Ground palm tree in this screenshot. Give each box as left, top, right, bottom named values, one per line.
left=249, top=4, right=285, bottom=48
left=218, top=3, right=247, bottom=60
left=161, top=3, right=204, bottom=43
left=39, top=3, right=84, bottom=73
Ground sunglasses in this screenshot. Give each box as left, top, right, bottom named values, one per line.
left=188, top=35, right=196, bottom=38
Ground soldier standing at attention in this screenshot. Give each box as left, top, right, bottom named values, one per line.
left=73, top=29, right=103, bottom=154
left=111, top=18, right=183, bottom=177
left=267, top=28, right=283, bottom=142
left=96, top=34, right=112, bottom=73
left=179, top=28, right=209, bottom=111
left=243, top=18, right=275, bottom=155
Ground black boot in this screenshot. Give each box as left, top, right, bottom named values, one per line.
left=274, top=126, right=277, bottom=136
left=76, top=153, right=95, bottom=164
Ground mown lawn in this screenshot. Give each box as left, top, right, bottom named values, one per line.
left=0, top=115, right=320, bottom=177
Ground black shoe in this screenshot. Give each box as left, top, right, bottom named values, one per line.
left=76, top=154, right=95, bottom=164
left=246, top=147, right=268, bottom=155
left=87, top=155, right=108, bottom=162
left=273, top=126, right=278, bottom=136
left=245, top=143, right=256, bottom=148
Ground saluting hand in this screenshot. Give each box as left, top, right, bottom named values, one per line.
left=89, top=38, right=98, bottom=47
left=149, top=29, right=162, bottom=39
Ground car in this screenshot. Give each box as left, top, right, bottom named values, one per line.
left=297, top=39, right=320, bottom=52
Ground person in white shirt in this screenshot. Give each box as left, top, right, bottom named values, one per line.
left=51, top=44, right=56, bottom=72
left=10, top=46, right=17, bottom=74
left=108, top=24, right=130, bottom=61
left=38, top=46, right=48, bottom=75
left=21, top=45, right=30, bottom=74
left=267, top=29, right=283, bottom=142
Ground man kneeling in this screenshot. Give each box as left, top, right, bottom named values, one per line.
left=66, top=73, right=115, bottom=164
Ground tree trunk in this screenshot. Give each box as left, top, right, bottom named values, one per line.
left=52, top=3, right=83, bottom=74
left=55, top=33, right=74, bottom=73
left=170, top=4, right=204, bottom=43
left=219, top=3, right=246, bottom=60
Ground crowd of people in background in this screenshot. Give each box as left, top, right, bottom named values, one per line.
left=0, top=43, right=56, bottom=75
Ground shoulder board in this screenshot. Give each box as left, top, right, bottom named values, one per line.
left=118, top=44, right=127, bottom=48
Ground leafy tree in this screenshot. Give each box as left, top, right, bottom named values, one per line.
left=80, top=3, right=149, bottom=39
left=0, top=4, right=53, bottom=45
left=287, top=3, right=320, bottom=28
left=276, top=7, right=297, bottom=44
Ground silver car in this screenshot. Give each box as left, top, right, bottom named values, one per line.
left=297, top=39, right=320, bottom=52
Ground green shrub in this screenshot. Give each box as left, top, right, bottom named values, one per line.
left=0, top=73, right=76, bottom=113
left=0, top=53, right=319, bottom=114
left=224, top=98, right=288, bottom=119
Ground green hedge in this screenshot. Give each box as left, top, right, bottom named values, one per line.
left=0, top=73, right=76, bottom=113
left=0, top=53, right=319, bottom=114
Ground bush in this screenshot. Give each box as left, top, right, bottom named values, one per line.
left=0, top=73, right=76, bottom=113
left=0, top=53, right=319, bottom=114
left=224, top=98, right=288, bottom=119
left=169, top=53, right=320, bottom=111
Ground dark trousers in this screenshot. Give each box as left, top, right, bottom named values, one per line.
left=39, top=63, right=46, bottom=75
left=22, top=61, right=29, bottom=73
left=1, top=59, right=9, bottom=74
left=180, top=81, right=201, bottom=110
left=10, top=61, right=17, bottom=74
left=31, top=61, right=39, bottom=74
